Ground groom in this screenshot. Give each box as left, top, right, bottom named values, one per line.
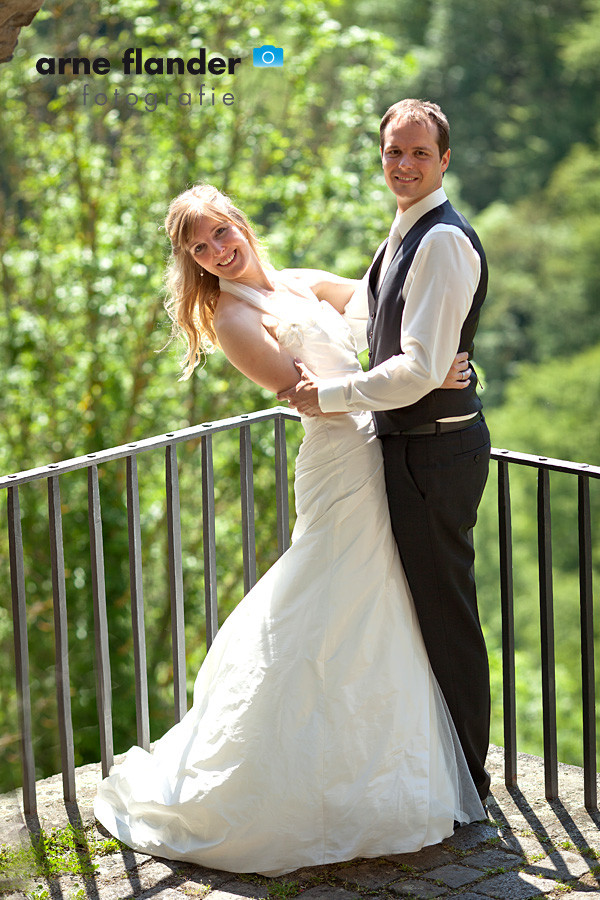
left=279, top=99, right=491, bottom=804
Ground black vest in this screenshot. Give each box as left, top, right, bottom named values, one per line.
left=367, top=200, right=487, bottom=434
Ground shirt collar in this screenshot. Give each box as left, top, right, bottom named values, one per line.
left=395, top=186, right=447, bottom=236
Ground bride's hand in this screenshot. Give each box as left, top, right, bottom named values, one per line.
left=442, top=352, right=472, bottom=389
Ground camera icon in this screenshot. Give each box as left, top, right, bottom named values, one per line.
left=253, top=45, right=284, bottom=67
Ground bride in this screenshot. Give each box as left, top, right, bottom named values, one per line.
left=94, top=184, right=485, bottom=876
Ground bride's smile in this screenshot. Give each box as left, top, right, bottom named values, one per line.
left=188, top=216, right=273, bottom=291
left=218, top=249, right=237, bottom=266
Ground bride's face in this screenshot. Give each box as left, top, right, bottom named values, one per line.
left=188, top=216, right=257, bottom=281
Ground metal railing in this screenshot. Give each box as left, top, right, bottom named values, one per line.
left=3, top=407, right=300, bottom=816
left=2, top=410, right=599, bottom=815
left=494, top=447, right=600, bottom=809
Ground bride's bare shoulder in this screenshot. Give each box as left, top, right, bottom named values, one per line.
left=213, top=290, right=299, bottom=393
left=214, top=291, right=274, bottom=357
left=214, top=291, right=254, bottom=331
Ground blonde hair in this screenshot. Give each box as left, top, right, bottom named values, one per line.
left=164, top=184, right=265, bottom=379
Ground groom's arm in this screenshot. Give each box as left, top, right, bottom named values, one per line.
left=317, top=227, right=479, bottom=413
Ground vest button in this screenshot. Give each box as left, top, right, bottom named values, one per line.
left=474, top=454, right=480, bottom=463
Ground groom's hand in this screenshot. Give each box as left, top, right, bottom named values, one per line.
left=278, top=361, right=324, bottom=416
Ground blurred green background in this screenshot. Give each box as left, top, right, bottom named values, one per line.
left=1, top=0, right=599, bottom=793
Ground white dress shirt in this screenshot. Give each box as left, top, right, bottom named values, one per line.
left=318, top=187, right=481, bottom=415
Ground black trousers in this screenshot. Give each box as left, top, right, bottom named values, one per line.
left=380, top=416, right=492, bottom=802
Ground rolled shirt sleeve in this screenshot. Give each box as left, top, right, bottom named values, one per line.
left=318, top=225, right=481, bottom=413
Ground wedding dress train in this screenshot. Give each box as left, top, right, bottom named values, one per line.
left=94, top=273, right=484, bottom=875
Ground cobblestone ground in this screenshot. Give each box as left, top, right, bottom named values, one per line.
left=2, top=746, right=600, bottom=899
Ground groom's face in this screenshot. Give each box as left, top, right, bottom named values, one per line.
left=380, top=117, right=451, bottom=212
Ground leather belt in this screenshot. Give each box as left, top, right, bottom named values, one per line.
left=392, top=411, right=482, bottom=436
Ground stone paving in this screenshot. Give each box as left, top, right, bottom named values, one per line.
left=2, top=745, right=600, bottom=899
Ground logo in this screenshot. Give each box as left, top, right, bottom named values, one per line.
left=252, top=45, right=283, bottom=68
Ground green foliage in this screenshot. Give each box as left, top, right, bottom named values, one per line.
left=332, top=0, right=600, bottom=210
left=267, top=880, right=302, bottom=900
left=474, top=138, right=600, bottom=406
left=561, top=0, right=600, bottom=80
left=0, top=820, right=124, bottom=883
left=488, top=343, right=600, bottom=466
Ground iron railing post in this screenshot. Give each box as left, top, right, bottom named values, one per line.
left=88, top=464, right=114, bottom=778
left=240, top=422, right=257, bottom=594
left=537, top=467, right=558, bottom=800
left=498, top=457, right=517, bottom=788
left=578, top=474, right=596, bottom=809
left=274, top=414, right=291, bottom=556
left=48, top=475, right=76, bottom=801
left=201, top=432, right=219, bottom=648
left=126, top=454, right=150, bottom=751
left=7, top=485, right=36, bottom=814
left=166, top=442, right=187, bottom=723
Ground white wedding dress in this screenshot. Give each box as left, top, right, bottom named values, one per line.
left=94, top=273, right=484, bottom=876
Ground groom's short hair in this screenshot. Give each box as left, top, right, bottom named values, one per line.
left=379, top=99, right=450, bottom=158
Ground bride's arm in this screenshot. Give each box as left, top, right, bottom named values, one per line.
left=214, top=294, right=300, bottom=394
left=283, top=268, right=358, bottom=313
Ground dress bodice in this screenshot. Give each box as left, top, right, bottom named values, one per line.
left=218, top=272, right=363, bottom=381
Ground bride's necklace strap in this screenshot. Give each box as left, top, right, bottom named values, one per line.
left=218, top=276, right=278, bottom=314
left=218, top=271, right=311, bottom=320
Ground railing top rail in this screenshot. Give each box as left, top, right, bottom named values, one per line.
left=491, top=447, right=600, bottom=479
left=0, top=407, right=302, bottom=490
left=0, top=407, right=598, bottom=489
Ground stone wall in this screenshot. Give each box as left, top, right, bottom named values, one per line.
left=0, top=0, right=45, bottom=63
